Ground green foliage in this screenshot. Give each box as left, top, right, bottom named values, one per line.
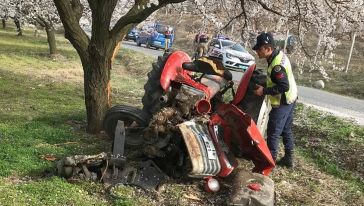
left=110, top=48, right=155, bottom=107
left=294, top=103, right=364, bottom=192
left=0, top=67, right=112, bottom=177
left=111, top=185, right=153, bottom=206
left=0, top=177, right=107, bottom=206
left=1, top=25, right=363, bottom=205
left=0, top=27, right=152, bottom=205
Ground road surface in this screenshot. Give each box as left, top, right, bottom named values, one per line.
left=122, top=40, right=163, bottom=58
left=121, top=41, right=364, bottom=126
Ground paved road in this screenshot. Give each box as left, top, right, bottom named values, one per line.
left=122, top=41, right=245, bottom=82
left=121, top=41, right=364, bottom=125
left=297, top=86, right=364, bottom=125
left=122, top=41, right=163, bottom=57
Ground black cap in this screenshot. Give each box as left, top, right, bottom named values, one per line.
left=252, top=32, right=274, bottom=50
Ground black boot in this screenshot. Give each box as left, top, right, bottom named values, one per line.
left=277, top=151, right=294, bottom=168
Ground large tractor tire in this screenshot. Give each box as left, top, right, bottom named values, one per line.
left=103, top=105, right=148, bottom=146
left=142, top=51, right=172, bottom=121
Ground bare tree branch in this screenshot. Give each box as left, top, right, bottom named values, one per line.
left=294, top=0, right=313, bottom=58
left=251, top=0, right=284, bottom=17
left=54, top=0, right=90, bottom=62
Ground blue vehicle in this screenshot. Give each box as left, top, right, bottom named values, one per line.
left=136, top=23, right=174, bottom=49
left=125, top=28, right=139, bottom=42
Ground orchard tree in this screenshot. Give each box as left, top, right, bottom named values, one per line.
left=53, top=0, right=186, bottom=134
left=178, top=0, right=363, bottom=77
left=1, top=0, right=62, bottom=54
left=21, top=0, right=62, bottom=55
left=0, top=0, right=12, bottom=28
left=0, top=0, right=21, bottom=34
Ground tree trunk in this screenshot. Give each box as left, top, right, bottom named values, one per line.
left=14, top=18, right=22, bottom=36
left=2, top=19, right=5, bottom=29
left=45, top=26, right=57, bottom=55
left=53, top=0, right=187, bottom=134
left=34, top=29, right=39, bottom=37
left=83, top=48, right=112, bottom=133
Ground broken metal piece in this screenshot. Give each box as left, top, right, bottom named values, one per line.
left=113, top=120, right=126, bottom=158
left=108, top=120, right=127, bottom=180
left=131, top=160, right=168, bottom=191
left=102, top=160, right=168, bottom=191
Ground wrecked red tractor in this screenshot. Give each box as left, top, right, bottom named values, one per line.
left=102, top=50, right=275, bottom=204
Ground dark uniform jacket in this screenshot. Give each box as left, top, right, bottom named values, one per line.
left=263, top=49, right=290, bottom=105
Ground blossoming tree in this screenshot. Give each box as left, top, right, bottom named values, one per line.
left=53, top=0, right=186, bottom=133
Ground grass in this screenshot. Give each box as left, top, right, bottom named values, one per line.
left=0, top=27, right=154, bottom=205
left=0, top=177, right=108, bottom=206
left=0, top=25, right=363, bottom=205
left=293, top=103, right=364, bottom=191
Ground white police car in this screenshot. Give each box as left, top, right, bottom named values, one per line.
left=208, top=38, right=255, bottom=72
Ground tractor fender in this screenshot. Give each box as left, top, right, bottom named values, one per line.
left=160, top=51, right=192, bottom=91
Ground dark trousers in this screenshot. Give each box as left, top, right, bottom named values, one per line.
left=267, top=102, right=296, bottom=159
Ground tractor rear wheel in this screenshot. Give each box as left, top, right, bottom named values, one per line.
left=141, top=51, right=172, bottom=121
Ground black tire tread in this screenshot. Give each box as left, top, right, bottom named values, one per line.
left=103, top=105, right=147, bottom=145
left=141, top=51, right=173, bottom=121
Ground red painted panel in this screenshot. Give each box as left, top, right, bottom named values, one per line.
left=216, top=103, right=275, bottom=176
left=159, top=51, right=215, bottom=99
left=232, top=64, right=256, bottom=105
left=160, top=51, right=191, bottom=91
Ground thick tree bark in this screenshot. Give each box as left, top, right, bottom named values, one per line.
left=35, top=16, right=58, bottom=55
left=45, top=26, right=57, bottom=55
left=54, top=0, right=186, bottom=134
left=14, top=18, right=22, bottom=36
left=84, top=50, right=112, bottom=133
left=2, top=19, right=5, bottom=29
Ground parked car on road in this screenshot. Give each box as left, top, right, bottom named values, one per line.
left=208, top=38, right=255, bottom=72
left=136, top=23, right=174, bottom=49
left=125, top=28, right=139, bottom=42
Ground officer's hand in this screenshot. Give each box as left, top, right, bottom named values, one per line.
left=254, top=85, right=264, bottom=96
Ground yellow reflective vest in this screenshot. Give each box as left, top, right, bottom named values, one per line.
left=267, top=51, right=298, bottom=107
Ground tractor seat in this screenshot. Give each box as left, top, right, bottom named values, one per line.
left=182, top=58, right=232, bottom=81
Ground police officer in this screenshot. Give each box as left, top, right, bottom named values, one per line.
left=252, top=32, right=298, bottom=168
left=164, top=26, right=172, bottom=51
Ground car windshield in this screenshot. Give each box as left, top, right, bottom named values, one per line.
left=221, top=40, right=246, bottom=52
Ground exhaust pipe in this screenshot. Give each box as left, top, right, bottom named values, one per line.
left=159, top=95, right=168, bottom=103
